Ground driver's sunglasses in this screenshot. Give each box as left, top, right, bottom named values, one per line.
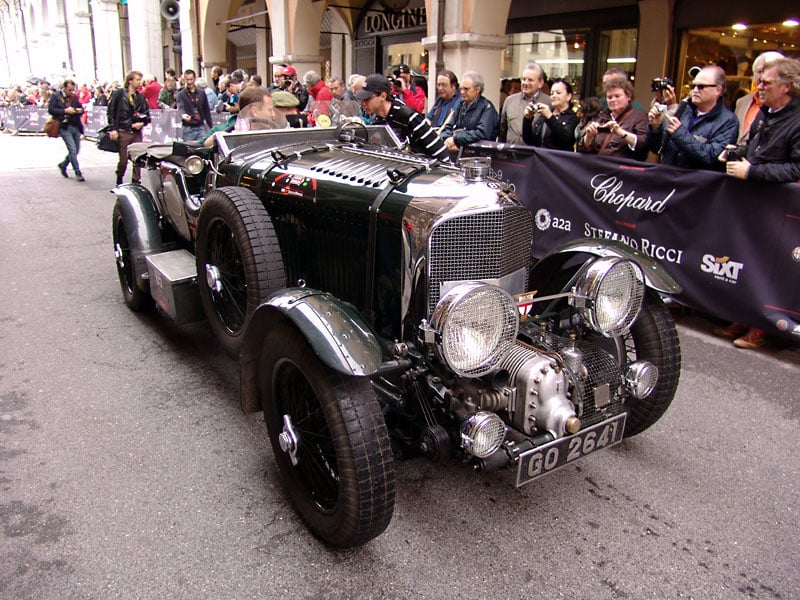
left=690, top=83, right=717, bottom=90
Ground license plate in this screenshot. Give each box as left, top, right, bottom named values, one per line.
left=515, top=413, right=627, bottom=487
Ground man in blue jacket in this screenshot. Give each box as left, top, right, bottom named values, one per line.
left=442, top=71, right=499, bottom=152
left=646, top=65, right=738, bottom=171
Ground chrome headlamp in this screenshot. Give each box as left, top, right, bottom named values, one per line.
left=185, top=155, right=205, bottom=175
left=430, top=282, right=518, bottom=377
left=572, top=257, right=645, bottom=337
left=461, top=411, right=506, bottom=458
left=623, top=360, right=658, bottom=399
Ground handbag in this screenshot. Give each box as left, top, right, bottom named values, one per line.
left=44, top=118, right=60, bottom=138
left=96, top=125, right=120, bottom=152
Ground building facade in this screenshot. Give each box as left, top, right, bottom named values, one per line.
left=1, top=0, right=797, bottom=112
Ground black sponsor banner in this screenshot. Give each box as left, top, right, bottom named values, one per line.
left=464, top=143, right=800, bottom=339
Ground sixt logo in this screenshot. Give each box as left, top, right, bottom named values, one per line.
left=700, top=254, right=744, bottom=284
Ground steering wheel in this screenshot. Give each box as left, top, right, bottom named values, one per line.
left=337, top=120, right=369, bottom=144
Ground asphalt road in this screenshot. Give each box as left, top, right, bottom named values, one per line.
left=1, top=133, right=799, bottom=600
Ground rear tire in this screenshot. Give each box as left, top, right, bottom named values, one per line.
left=260, top=319, right=396, bottom=548
left=196, top=186, right=285, bottom=359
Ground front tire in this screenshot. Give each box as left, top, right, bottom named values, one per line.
left=195, top=187, right=285, bottom=359
left=260, top=320, right=396, bottom=548
left=112, top=202, right=153, bottom=312
left=615, top=289, right=681, bottom=437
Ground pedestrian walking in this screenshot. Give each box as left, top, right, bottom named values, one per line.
left=48, top=79, right=85, bottom=181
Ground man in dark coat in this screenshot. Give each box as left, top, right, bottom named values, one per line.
left=647, top=65, right=739, bottom=171
left=176, top=69, right=213, bottom=142
left=441, top=70, right=499, bottom=151
left=107, top=70, right=151, bottom=185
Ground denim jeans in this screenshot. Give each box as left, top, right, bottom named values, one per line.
left=59, top=124, right=82, bottom=174
left=181, top=124, right=208, bottom=142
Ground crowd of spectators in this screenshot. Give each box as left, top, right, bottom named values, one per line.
left=3, top=56, right=799, bottom=348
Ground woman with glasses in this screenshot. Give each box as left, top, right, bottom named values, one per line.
left=521, top=78, right=579, bottom=151
left=578, top=77, right=648, bottom=160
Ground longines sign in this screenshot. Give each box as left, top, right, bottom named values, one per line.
left=364, top=8, right=426, bottom=34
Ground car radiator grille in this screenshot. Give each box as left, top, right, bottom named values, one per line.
left=427, top=206, right=532, bottom=315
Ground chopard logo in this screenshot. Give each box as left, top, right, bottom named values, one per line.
left=590, top=174, right=675, bottom=214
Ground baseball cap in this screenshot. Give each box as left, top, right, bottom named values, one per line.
left=282, top=65, right=297, bottom=77
left=397, top=64, right=411, bottom=74
left=354, top=74, right=392, bottom=101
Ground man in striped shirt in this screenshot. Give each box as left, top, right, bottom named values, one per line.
left=356, top=74, right=447, bottom=161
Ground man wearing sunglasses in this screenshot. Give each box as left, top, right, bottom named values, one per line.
left=646, top=65, right=738, bottom=171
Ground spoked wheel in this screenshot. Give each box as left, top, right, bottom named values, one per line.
left=112, top=202, right=153, bottom=312
left=196, top=186, right=285, bottom=359
left=261, top=320, right=395, bottom=548
left=610, top=289, right=681, bottom=437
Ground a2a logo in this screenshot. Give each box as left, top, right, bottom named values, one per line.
left=700, top=254, right=744, bottom=283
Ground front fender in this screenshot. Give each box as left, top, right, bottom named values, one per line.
left=239, top=288, right=383, bottom=413
left=112, top=184, right=163, bottom=292
left=531, top=239, right=682, bottom=295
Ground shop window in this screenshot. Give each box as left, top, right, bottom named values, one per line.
left=677, top=21, right=799, bottom=108
left=503, top=29, right=589, bottom=97
left=503, top=27, right=637, bottom=100
left=594, top=28, right=638, bottom=94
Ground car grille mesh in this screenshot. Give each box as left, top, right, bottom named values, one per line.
left=428, top=206, right=532, bottom=315
left=519, top=323, right=625, bottom=428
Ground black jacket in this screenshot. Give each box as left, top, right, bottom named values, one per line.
left=107, top=88, right=151, bottom=132
left=176, top=86, right=213, bottom=128
left=647, top=96, right=739, bottom=171
left=48, top=90, right=84, bottom=133
left=442, top=95, right=499, bottom=147
left=744, top=97, right=800, bottom=183
left=522, top=108, right=579, bottom=150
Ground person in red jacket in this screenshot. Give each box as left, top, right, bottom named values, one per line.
left=303, top=70, right=333, bottom=124
left=141, top=74, right=162, bottom=110
left=393, top=64, right=426, bottom=112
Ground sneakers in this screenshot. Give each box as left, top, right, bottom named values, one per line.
left=75, top=173, right=85, bottom=182
left=58, top=162, right=69, bottom=178
left=733, top=328, right=767, bottom=349
left=712, top=322, right=749, bottom=338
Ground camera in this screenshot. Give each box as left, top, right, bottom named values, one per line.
left=392, top=77, right=403, bottom=90
left=723, top=144, right=747, bottom=162
left=650, top=77, right=674, bottom=92
left=597, top=121, right=614, bottom=130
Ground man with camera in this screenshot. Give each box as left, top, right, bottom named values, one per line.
left=499, top=62, right=549, bottom=144
left=724, top=56, right=800, bottom=183
left=646, top=65, right=738, bottom=171
left=392, top=64, right=426, bottom=113
left=356, top=74, right=445, bottom=160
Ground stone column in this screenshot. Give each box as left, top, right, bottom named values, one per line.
left=636, top=0, right=673, bottom=104
left=91, top=0, right=124, bottom=82
left=422, top=0, right=512, bottom=112
left=179, top=0, right=195, bottom=74
left=255, top=12, right=269, bottom=82
left=267, top=0, right=324, bottom=78
left=69, top=0, right=98, bottom=82
left=127, top=0, right=163, bottom=79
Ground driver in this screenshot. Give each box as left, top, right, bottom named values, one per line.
left=355, top=74, right=446, bottom=160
